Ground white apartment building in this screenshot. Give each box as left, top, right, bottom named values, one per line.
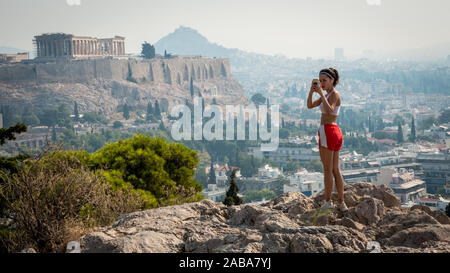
left=284, top=169, right=324, bottom=197
left=390, top=168, right=427, bottom=204
left=258, top=164, right=281, bottom=179
left=414, top=196, right=449, bottom=211
left=201, top=184, right=226, bottom=202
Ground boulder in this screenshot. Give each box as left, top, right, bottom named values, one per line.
left=76, top=182, right=450, bottom=253
left=352, top=196, right=385, bottom=225
left=411, top=204, right=450, bottom=225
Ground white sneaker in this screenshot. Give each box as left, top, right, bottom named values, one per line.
left=321, top=200, right=334, bottom=210
left=338, top=201, right=348, bottom=212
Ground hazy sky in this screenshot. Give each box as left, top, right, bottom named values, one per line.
left=1, top=0, right=449, bottom=59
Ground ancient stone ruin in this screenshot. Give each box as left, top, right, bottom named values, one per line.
left=33, top=33, right=125, bottom=59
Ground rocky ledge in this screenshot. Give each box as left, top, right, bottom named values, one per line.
left=78, top=182, right=450, bottom=253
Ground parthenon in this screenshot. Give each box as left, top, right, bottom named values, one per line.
left=33, top=33, right=125, bottom=59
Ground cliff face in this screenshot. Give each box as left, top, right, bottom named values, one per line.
left=0, top=57, right=231, bottom=85
left=0, top=57, right=246, bottom=116
left=78, top=182, right=450, bottom=253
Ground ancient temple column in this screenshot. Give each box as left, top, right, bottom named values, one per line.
left=37, top=40, right=41, bottom=57
left=58, top=40, right=62, bottom=56
left=59, top=40, right=63, bottom=56
left=53, top=40, right=57, bottom=57
left=51, top=40, right=55, bottom=57
left=45, top=41, right=49, bottom=57
left=44, top=41, right=48, bottom=57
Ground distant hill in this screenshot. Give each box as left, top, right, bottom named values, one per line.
left=0, top=46, right=29, bottom=54
left=154, top=26, right=299, bottom=95
left=155, top=26, right=239, bottom=58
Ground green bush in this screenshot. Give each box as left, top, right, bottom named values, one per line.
left=113, top=121, right=123, bottom=128
left=89, top=134, right=204, bottom=208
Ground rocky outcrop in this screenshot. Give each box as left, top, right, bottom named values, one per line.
left=77, top=182, right=450, bottom=253
left=0, top=57, right=247, bottom=117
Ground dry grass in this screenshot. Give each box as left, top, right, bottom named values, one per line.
left=0, top=143, right=145, bottom=253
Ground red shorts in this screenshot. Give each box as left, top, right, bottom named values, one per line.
left=318, top=124, right=343, bottom=151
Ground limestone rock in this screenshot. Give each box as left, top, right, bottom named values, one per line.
left=411, top=204, right=450, bottom=225
left=352, top=196, right=385, bottom=225
left=337, top=217, right=365, bottom=231
left=77, top=182, right=450, bottom=253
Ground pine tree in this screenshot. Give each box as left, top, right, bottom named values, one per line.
left=223, top=169, right=243, bottom=206
left=0, top=123, right=27, bottom=146
left=123, top=104, right=130, bottom=120
left=397, top=121, right=404, bottom=143
left=146, top=102, right=153, bottom=121
left=158, top=121, right=165, bottom=131
left=234, top=145, right=239, bottom=167
left=74, top=102, right=79, bottom=122
left=154, top=100, right=161, bottom=118
left=141, top=42, right=155, bottom=59
left=190, top=77, right=194, bottom=98
left=208, top=159, right=216, bottom=184
left=410, top=116, right=416, bottom=142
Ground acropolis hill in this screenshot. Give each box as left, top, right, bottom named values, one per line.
left=0, top=33, right=247, bottom=117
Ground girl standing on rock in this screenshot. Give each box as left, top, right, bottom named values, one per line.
left=307, top=68, right=348, bottom=212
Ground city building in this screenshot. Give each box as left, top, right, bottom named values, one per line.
left=375, top=163, right=423, bottom=186
left=414, top=196, right=449, bottom=212
left=201, top=184, right=226, bottom=202
left=424, top=124, right=448, bottom=139
left=258, top=164, right=281, bottom=179
left=390, top=168, right=427, bottom=204
left=33, top=33, right=125, bottom=59
left=248, top=146, right=319, bottom=164
left=445, top=183, right=450, bottom=195
left=342, top=168, right=380, bottom=183
left=416, top=150, right=450, bottom=194
left=205, top=163, right=241, bottom=187
left=0, top=52, right=29, bottom=63
left=284, top=168, right=324, bottom=196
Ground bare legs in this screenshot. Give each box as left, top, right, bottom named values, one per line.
left=333, top=150, right=345, bottom=203
left=319, top=146, right=345, bottom=203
